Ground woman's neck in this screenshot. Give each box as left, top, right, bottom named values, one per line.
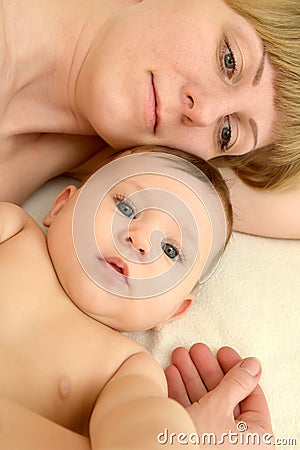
left=0, top=0, right=134, bottom=135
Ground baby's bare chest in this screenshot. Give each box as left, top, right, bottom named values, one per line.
left=0, top=232, right=135, bottom=435
left=0, top=322, right=99, bottom=435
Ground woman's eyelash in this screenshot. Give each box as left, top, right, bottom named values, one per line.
left=217, top=116, right=232, bottom=153
left=219, top=39, right=237, bottom=80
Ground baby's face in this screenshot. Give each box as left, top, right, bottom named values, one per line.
left=47, top=153, right=218, bottom=332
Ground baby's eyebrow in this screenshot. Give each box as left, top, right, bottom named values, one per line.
left=117, top=179, right=144, bottom=192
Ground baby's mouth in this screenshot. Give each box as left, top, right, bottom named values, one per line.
left=105, top=256, right=129, bottom=277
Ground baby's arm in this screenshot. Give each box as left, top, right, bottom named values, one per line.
left=90, top=351, right=197, bottom=449
left=0, top=202, right=30, bottom=244
left=0, top=348, right=272, bottom=450
left=0, top=396, right=89, bottom=450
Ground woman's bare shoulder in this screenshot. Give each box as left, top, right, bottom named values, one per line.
left=219, top=167, right=300, bottom=239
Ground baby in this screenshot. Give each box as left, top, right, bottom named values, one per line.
left=0, top=145, right=233, bottom=448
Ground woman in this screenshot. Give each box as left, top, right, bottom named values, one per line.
left=0, top=0, right=299, bottom=238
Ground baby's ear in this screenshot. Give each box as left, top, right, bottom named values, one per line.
left=153, top=295, right=194, bottom=331
left=43, top=185, right=78, bottom=227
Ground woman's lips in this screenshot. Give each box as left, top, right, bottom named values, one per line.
left=147, top=73, right=158, bottom=133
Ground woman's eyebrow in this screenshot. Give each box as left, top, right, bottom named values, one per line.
left=252, top=46, right=266, bottom=86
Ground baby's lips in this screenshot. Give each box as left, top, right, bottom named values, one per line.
left=105, top=256, right=129, bottom=277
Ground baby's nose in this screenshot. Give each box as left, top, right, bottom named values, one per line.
left=126, top=235, right=148, bottom=254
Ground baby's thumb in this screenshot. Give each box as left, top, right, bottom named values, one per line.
left=214, top=357, right=261, bottom=412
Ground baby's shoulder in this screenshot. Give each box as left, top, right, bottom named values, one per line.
left=92, top=325, right=147, bottom=370
left=86, top=326, right=158, bottom=388
left=97, top=328, right=166, bottom=389
left=0, top=202, right=39, bottom=245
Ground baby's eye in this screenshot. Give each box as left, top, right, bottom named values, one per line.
left=116, top=201, right=135, bottom=219
left=114, top=194, right=136, bottom=219
left=161, top=242, right=179, bottom=260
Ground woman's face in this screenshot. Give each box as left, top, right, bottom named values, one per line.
left=79, top=0, right=276, bottom=159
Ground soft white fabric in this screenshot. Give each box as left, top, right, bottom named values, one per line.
left=23, top=177, right=300, bottom=444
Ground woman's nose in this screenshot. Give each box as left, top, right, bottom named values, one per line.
left=181, top=82, right=228, bottom=127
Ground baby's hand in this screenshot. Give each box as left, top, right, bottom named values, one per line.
left=165, top=344, right=274, bottom=449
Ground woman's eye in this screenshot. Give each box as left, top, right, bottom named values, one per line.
left=161, top=243, right=179, bottom=260
left=224, top=45, right=235, bottom=70
left=116, top=200, right=135, bottom=219
left=218, top=116, right=232, bottom=153
left=220, top=40, right=237, bottom=80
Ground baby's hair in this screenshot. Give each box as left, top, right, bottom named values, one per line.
left=219, top=0, right=300, bottom=190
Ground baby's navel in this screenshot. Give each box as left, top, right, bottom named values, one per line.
left=58, top=376, right=71, bottom=400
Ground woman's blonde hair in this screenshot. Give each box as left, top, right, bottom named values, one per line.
left=217, top=0, right=300, bottom=190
